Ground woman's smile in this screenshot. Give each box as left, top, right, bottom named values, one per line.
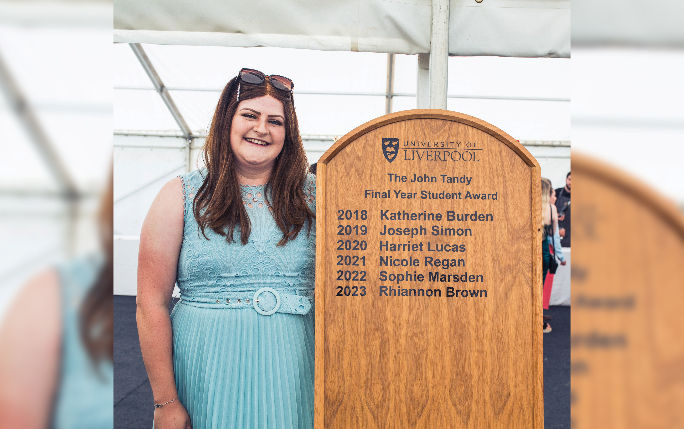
left=244, top=137, right=270, bottom=146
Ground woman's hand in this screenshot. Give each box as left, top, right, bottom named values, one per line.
left=153, top=402, right=192, bottom=429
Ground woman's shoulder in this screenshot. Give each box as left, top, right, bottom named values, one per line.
left=3, top=254, right=98, bottom=332
left=2, top=268, right=60, bottom=330
left=141, top=177, right=185, bottom=240
left=178, top=169, right=206, bottom=194
left=157, top=168, right=207, bottom=210
left=153, top=177, right=184, bottom=210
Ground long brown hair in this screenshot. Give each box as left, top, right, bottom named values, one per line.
left=193, top=74, right=314, bottom=245
left=79, top=171, right=113, bottom=362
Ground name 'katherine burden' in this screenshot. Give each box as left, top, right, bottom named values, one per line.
left=379, top=210, right=494, bottom=222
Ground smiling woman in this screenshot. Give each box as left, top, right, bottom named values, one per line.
left=136, top=68, right=316, bottom=429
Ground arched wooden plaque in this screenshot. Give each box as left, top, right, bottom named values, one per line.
left=571, top=154, right=684, bottom=428
left=314, top=110, right=543, bottom=428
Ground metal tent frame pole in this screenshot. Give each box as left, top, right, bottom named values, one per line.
left=417, top=0, right=449, bottom=109
left=0, top=50, right=80, bottom=255
left=0, top=53, right=78, bottom=194
left=129, top=43, right=195, bottom=172
left=429, top=0, right=450, bottom=109
left=385, top=54, right=395, bottom=114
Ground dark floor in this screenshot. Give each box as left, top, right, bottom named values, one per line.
left=543, top=306, right=571, bottom=429
left=115, top=296, right=570, bottom=428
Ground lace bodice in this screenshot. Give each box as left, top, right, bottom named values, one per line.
left=176, top=170, right=316, bottom=301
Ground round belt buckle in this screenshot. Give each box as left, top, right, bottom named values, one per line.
left=253, top=287, right=281, bottom=316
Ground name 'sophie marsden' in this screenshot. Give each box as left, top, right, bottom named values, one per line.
left=377, top=270, right=487, bottom=299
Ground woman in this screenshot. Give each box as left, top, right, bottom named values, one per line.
left=0, top=178, right=113, bottom=428
left=541, top=178, right=565, bottom=333
left=549, top=185, right=567, bottom=266
left=137, top=68, right=316, bottom=429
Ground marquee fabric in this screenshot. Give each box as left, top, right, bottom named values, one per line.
left=114, top=0, right=570, bottom=58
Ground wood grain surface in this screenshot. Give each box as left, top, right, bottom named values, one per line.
left=571, top=154, right=684, bottom=428
left=315, top=110, right=543, bottom=428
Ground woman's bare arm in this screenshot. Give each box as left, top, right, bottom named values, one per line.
left=136, top=178, right=191, bottom=428
left=0, top=270, right=60, bottom=429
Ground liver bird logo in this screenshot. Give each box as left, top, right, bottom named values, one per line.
left=382, top=138, right=399, bottom=163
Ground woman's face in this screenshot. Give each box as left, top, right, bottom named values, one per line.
left=550, top=188, right=557, bottom=204
left=230, top=95, right=286, bottom=173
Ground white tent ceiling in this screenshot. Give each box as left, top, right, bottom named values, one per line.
left=115, top=0, right=570, bottom=58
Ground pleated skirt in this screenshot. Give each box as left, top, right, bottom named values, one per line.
left=170, top=301, right=315, bottom=429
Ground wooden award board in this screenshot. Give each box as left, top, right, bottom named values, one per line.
left=571, top=154, right=684, bottom=428
left=314, top=110, right=543, bottom=428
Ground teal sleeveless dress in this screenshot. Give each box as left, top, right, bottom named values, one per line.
left=53, top=254, right=113, bottom=429
left=171, top=170, right=316, bottom=429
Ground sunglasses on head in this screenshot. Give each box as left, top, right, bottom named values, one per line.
left=236, top=68, right=294, bottom=101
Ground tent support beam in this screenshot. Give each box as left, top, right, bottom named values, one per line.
left=385, top=53, right=395, bottom=114
left=429, top=0, right=449, bottom=109
left=0, top=52, right=78, bottom=195
left=418, top=0, right=449, bottom=108
left=0, top=50, right=80, bottom=256
left=129, top=43, right=194, bottom=142
left=417, top=54, right=430, bottom=108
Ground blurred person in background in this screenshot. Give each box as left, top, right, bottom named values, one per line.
left=554, top=171, right=571, bottom=247
left=541, top=178, right=565, bottom=333
left=137, top=68, right=315, bottom=429
left=0, top=178, right=113, bottom=429
left=549, top=179, right=568, bottom=266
